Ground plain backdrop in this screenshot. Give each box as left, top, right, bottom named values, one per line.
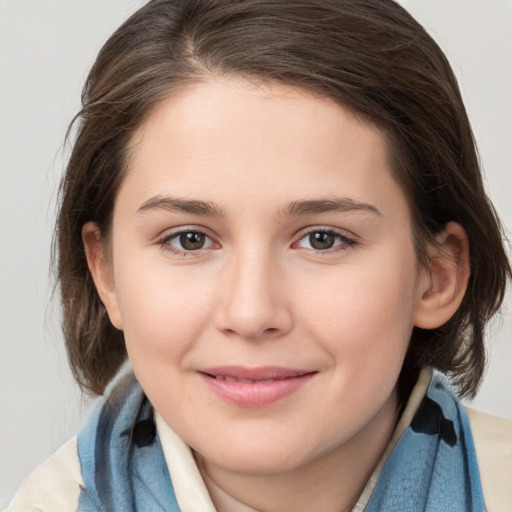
left=1, top=0, right=511, bottom=505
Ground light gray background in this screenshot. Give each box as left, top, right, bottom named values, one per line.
left=1, top=0, right=511, bottom=505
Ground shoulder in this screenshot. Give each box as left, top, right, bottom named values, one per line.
left=466, top=407, right=512, bottom=512
left=5, top=437, right=83, bottom=512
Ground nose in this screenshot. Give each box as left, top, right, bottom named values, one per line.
left=214, top=250, right=293, bottom=340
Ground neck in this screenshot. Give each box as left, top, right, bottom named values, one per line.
left=195, top=392, right=399, bottom=512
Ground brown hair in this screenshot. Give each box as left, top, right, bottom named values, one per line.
left=56, top=0, right=511, bottom=398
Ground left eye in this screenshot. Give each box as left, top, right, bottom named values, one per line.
left=163, top=231, right=216, bottom=252
left=295, top=230, right=354, bottom=251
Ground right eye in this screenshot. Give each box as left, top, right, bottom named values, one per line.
left=159, top=229, right=218, bottom=256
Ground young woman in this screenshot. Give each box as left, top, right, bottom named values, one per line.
left=7, top=0, right=512, bottom=510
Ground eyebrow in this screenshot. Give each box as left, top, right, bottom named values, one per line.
left=136, top=195, right=381, bottom=218
left=137, top=196, right=225, bottom=217
left=281, top=198, right=382, bottom=217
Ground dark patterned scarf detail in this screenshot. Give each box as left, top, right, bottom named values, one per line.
left=364, top=376, right=485, bottom=511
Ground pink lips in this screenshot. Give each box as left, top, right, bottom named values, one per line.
left=198, top=366, right=316, bottom=407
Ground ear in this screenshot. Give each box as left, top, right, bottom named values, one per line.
left=413, top=222, right=470, bottom=329
left=82, top=222, right=123, bottom=330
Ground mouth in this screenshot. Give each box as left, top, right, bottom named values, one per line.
left=198, top=366, right=317, bottom=407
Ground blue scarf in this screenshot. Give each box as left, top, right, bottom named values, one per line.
left=77, top=372, right=486, bottom=511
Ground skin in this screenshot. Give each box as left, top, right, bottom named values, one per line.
left=84, top=78, right=469, bottom=511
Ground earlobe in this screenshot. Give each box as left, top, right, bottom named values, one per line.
left=413, top=222, right=470, bottom=329
left=82, top=222, right=123, bottom=330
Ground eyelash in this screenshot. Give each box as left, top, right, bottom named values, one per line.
left=157, top=227, right=357, bottom=257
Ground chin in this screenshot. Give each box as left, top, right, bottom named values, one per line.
left=196, top=435, right=319, bottom=475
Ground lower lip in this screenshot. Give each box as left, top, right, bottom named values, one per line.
left=199, top=373, right=315, bottom=407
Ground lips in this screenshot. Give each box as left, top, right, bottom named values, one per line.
left=198, top=366, right=316, bottom=407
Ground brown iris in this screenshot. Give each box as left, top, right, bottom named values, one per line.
left=180, top=232, right=206, bottom=250
left=309, top=232, right=336, bottom=250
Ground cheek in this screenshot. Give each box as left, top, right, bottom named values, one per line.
left=113, top=258, right=216, bottom=361
left=296, top=255, right=419, bottom=365
left=115, top=265, right=219, bottom=416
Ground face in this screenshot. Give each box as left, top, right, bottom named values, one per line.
left=95, top=78, right=430, bottom=476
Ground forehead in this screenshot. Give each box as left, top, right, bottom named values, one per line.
left=121, top=78, right=407, bottom=222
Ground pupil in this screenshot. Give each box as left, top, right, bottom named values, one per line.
left=310, top=232, right=335, bottom=250
left=180, top=232, right=205, bottom=250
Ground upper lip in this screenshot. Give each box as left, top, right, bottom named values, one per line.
left=198, top=366, right=316, bottom=381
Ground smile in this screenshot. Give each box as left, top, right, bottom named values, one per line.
left=198, top=366, right=317, bottom=407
